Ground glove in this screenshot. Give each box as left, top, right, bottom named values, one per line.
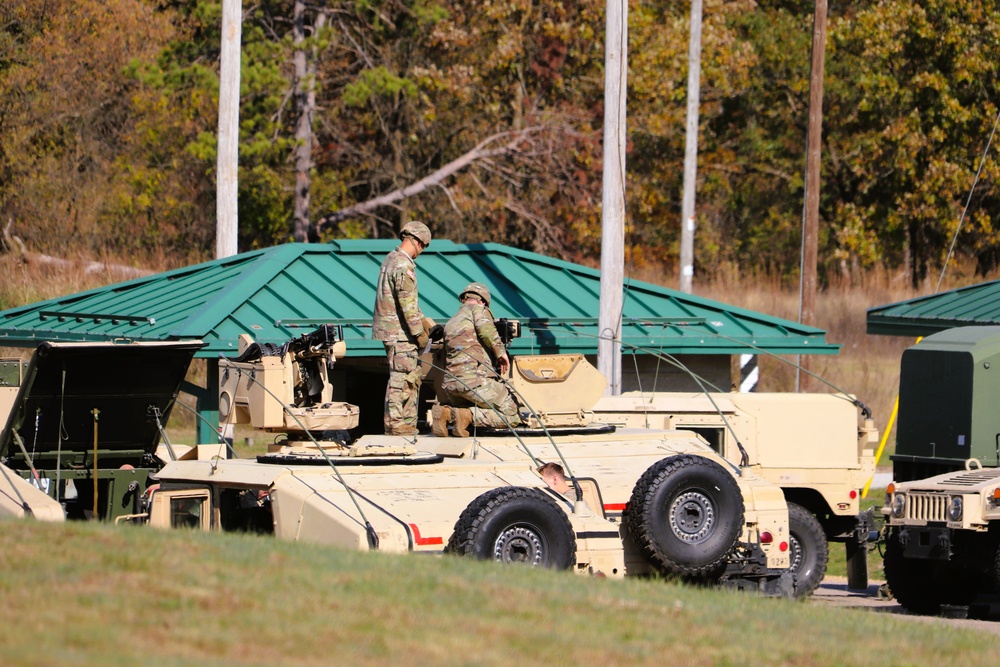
left=416, top=331, right=430, bottom=350
left=429, top=324, right=445, bottom=341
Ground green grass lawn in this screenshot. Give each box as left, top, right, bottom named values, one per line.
left=1, top=518, right=996, bottom=667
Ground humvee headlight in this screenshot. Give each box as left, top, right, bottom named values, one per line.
left=948, top=496, right=963, bottom=522
left=890, top=493, right=906, bottom=518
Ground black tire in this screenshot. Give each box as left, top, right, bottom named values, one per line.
left=447, top=487, right=576, bottom=569
left=884, top=530, right=983, bottom=614
left=883, top=530, right=942, bottom=615
left=787, top=502, right=828, bottom=598
left=625, top=455, right=744, bottom=577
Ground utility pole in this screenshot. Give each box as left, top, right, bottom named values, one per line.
left=678, top=0, right=702, bottom=295
left=797, top=0, right=827, bottom=392
left=597, top=0, right=628, bottom=395
left=216, top=0, right=242, bottom=259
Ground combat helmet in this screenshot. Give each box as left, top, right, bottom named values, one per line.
left=400, top=221, right=431, bottom=247
left=459, top=282, right=491, bottom=307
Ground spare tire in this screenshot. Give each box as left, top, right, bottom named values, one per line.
left=447, top=487, right=576, bottom=569
left=626, top=455, right=744, bottom=577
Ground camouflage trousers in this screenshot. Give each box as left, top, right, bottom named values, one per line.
left=443, top=376, right=521, bottom=428
left=383, top=341, right=420, bottom=434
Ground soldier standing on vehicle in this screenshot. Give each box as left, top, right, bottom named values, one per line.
left=372, top=221, right=442, bottom=435
left=434, top=282, right=521, bottom=437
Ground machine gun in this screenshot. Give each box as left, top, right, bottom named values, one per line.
left=218, top=325, right=359, bottom=444
left=494, top=318, right=521, bottom=346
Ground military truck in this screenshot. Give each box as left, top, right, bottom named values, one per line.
left=156, top=328, right=792, bottom=594
left=881, top=326, right=1000, bottom=614
left=0, top=328, right=793, bottom=593
left=590, top=390, right=878, bottom=596
left=0, top=340, right=205, bottom=522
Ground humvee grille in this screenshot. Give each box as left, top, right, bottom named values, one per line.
left=905, top=492, right=949, bottom=522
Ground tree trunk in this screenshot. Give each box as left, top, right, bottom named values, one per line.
left=292, top=1, right=327, bottom=243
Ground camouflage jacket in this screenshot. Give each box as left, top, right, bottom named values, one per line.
left=444, top=301, right=506, bottom=382
left=372, top=248, right=425, bottom=342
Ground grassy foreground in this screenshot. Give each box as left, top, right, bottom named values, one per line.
left=1, top=520, right=997, bottom=667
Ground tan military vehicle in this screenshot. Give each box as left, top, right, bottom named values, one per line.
left=156, top=328, right=792, bottom=594
left=881, top=327, right=1000, bottom=614
left=590, top=390, right=878, bottom=595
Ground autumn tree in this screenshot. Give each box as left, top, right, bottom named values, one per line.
left=0, top=0, right=176, bottom=259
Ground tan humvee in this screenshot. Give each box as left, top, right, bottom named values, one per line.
left=881, top=467, right=1000, bottom=614
left=590, top=390, right=878, bottom=595
left=192, top=333, right=793, bottom=594
left=151, top=457, right=628, bottom=576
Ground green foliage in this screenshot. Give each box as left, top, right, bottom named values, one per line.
left=344, top=67, right=419, bottom=107
left=3, top=0, right=1000, bottom=283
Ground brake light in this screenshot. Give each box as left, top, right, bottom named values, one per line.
left=760, top=531, right=773, bottom=544
left=849, top=489, right=858, bottom=499
left=779, top=541, right=788, bottom=552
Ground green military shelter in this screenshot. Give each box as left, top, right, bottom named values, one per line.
left=0, top=240, right=839, bottom=436
left=867, top=278, right=1000, bottom=337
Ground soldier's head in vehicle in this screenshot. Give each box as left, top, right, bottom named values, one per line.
left=537, top=461, right=570, bottom=494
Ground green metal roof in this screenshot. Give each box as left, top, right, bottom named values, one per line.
left=867, top=279, right=1000, bottom=337
left=0, top=241, right=838, bottom=357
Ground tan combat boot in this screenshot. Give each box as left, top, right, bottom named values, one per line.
left=453, top=408, right=474, bottom=437
left=431, top=404, right=451, bottom=437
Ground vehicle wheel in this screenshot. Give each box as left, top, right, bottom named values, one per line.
left=626, top=455, right=744, bottom=577
left=882, top=530, right=942, bottom=615
left=447, top=487, right=576, bottom=569
left=787, top=502, right=828, bottom=598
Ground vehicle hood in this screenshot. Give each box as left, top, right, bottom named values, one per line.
left=0, top=340, right=202, bottom=468
left=895, top=466, right=1000, bottom=494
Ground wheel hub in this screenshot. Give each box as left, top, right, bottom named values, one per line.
left=788, top=534, right=804, bottom=573
left=493, top=525, right=544, bottom=565
left=669, top=491, right=716, bottom=543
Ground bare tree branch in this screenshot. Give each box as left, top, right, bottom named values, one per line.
left=313, top=126, right=546, bottom=235
left=2, top=219, right=152, bottom=279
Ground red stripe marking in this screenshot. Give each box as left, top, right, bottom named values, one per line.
left=604, top=503, right=627, bottom=512
left=408, top=523, right=443, bottom=546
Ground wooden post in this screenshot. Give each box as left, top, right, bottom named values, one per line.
left=216, top=0, right=242, bottom=259
left=679, top=0, right=703, bottom=295
left=598, top=0, right=628, bottom=395
left=797, top=0, right=827, bottom=392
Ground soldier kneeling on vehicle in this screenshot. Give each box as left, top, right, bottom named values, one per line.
left=433, top=282, right=521, bottom=436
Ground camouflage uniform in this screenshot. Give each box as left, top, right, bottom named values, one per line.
left=442, top=301, right=521, bottom=428
left=373, top=247, right=427, bottom=434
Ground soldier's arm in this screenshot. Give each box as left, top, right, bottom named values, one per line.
left=392, top=265, right=425, bottom=338
left=473, top=305, right=508, bottom=363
